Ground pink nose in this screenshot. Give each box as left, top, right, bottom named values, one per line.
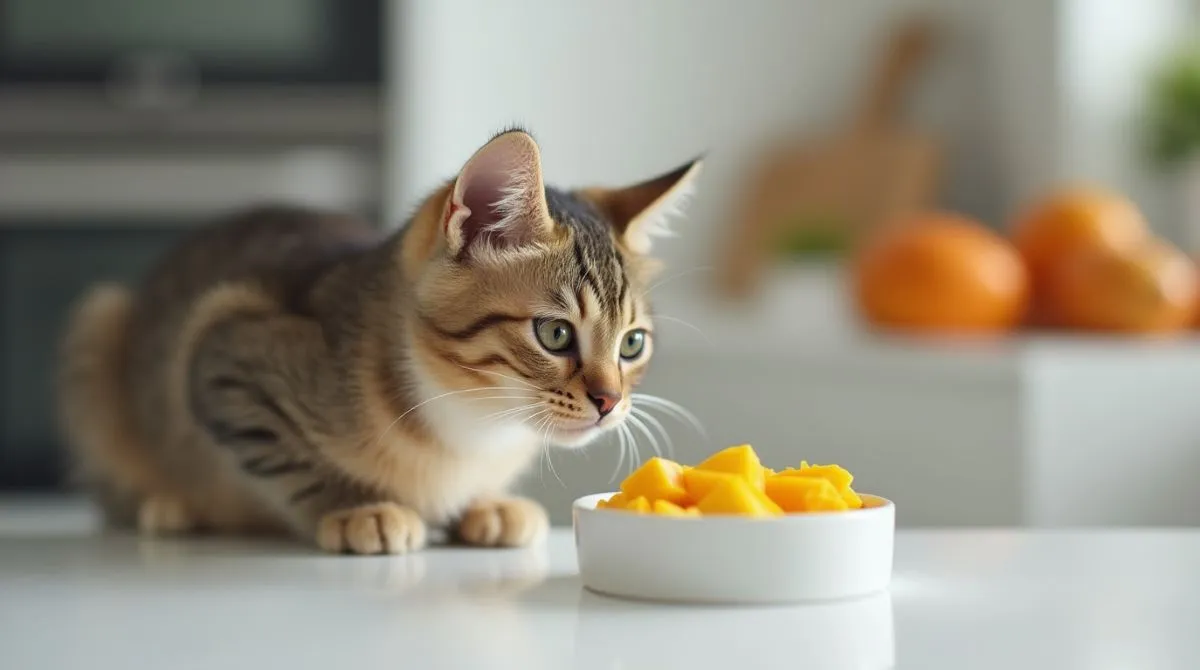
left=587, top=389, right=621, bottom=417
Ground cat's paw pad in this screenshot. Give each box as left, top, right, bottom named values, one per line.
left=137, top=495, right=196, bottom=535
left=317, top=503, right=426, bottom=555
left=458, top=497, right=548, bottom=548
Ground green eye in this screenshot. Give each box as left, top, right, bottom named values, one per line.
left=620, top=329, right=647, bottom=360
left=535, top=319, right=575, bottom=353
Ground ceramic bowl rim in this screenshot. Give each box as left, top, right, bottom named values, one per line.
left=572, top=492, right=895, bottom=524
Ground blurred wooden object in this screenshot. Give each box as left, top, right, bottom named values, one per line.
left=718, top=17, right=942, bottom=299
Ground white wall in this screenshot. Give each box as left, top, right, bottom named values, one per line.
left=387, top=0, right=1006, bottom=269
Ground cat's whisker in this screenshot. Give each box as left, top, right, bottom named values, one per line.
left=631, top=393, right=707, bottom=438
left=620, top=423, right=642, bottom=472
left=652, top=314, right=713, bottom=347
left=518, top=410, right=549, bottom=429
left=462, top=394, right=537, bottom=404
left=631, top=406, right=674, bottom=459
left=456, top=365, right=545, bottom=391
left=373, top=386, right=513, bottom=447
left=609, top=423, right=629, bottom=484
left=641, top=265, right=713, bottom=297
left=481, top=402, right=541, bottom=418
left=630, top=423, right=644, bottom=471
left=479, top=403, right=544, bottom=424
left=536, top=414, right=565, bottom=488
left=627, top=413, right=662, bottom=459
left=533, top=414, right=551, bottom=487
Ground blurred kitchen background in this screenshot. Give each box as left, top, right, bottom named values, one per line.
left=5, top=0, right=1200, bottom=528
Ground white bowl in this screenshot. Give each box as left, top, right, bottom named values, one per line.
left=572, top=493, right=895, bottom=604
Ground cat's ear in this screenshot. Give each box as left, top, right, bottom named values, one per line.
left=584, top=158, right=703, bottom=255
left=443, top=130, right=554, bottom=259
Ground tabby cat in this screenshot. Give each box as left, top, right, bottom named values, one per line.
left=58, top=129, right=701, bottom=554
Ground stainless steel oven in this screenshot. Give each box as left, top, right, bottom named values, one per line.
left=0, top=0, right=385, bottom=490
left=0, top=0, right=383, bottom=144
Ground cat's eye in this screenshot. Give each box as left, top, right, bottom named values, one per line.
left=620, top=329, right=647, bottom=360
left=535, top=318, right=575, bottom=353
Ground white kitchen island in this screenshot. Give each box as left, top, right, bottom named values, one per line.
left=2, top=498, right=1198, bottom=669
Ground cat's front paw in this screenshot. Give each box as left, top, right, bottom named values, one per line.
left=317, top=503, right=426, bottom=555
left=138, top=495, right=196, bottom=535
left=457, top=497, right=548, bottom=548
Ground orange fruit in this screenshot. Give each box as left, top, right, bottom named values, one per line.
left=852, top=212, right=1030, bottom=333
left=1011, top=187, right=1148, bottom=322
left=1042, top=239, right=1199, bottom=333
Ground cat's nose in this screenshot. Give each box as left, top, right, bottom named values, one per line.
left=586, top=388, right=621, bottom=418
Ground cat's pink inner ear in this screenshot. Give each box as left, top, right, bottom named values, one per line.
left=446, top=131, right=552, bottom=258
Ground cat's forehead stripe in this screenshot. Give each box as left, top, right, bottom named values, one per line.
left=544, top=185, right=639, bottom=332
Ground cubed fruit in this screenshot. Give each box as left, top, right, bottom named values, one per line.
left=694, top=444, right=765, bottom=490
left=765, top=476, right=848, bottom=513
left=681, top=468, right=743, bottom=503
left=777, top=462, right=854, bottom=492
left=620, top=457, right=688, bottom=504
left=596, top=492, right=629, bottom=510
left=625, top=496, right=652, bottom=513
left=652, top=500, right=692, bottom=516
left=807, top=488, right=850, bottom=512
left=840, top=488, right=864, bottom=509
left=696, top=476, right=783, bottom=517
left=779, top=462, right=863, bottom=509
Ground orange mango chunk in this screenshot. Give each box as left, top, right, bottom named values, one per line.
left=776, top=462, right=862, bottom=509
left=596, top=492, right=629, bottom=510
left=765, top=476, right=848, bottom=512
left=625, top=496, right=652, bottom=513
left=620, top=457, right=688, bottom=504
left=778, top=462, right=853, bottom=490
left=681, top=468, right=743, bottom=503
left=694, top=444, right=765, bottom=490
left=652, top=499, right=696, bottom=517
left=696, top=476, right=783, bottom=517
left=840, top=487, right=863, bottom=509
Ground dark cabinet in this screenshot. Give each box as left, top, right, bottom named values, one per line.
left=0, top=225, right=190, bottom=488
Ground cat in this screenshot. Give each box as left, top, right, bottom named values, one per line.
left=58, top=129, right=701, bottom=554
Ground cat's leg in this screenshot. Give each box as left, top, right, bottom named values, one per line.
left=188, top=311, right=426, bottom=555
left=138, top=494, right=197, bottom=534
left=59, top=283, right=198, bottom=532
left=456, top=495, right=549, bottom=548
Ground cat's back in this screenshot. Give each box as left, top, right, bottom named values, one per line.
left=124, top=204, right=384, bottom=437
left=134, top=204, right=382, bottom=320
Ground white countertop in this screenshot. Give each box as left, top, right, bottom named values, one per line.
left=2, top=498, right=1199, bottom=669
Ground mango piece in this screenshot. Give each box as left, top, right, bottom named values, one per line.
left=620, top=457, right=688, bottom=504
left=696, top=476, right=783, bottom=517
left=652, top=499, right=690, bottom=516
left=596, top=492, right=629, bottom=510
left=694, top=444, right=765, bottom=490
left=840, top=488, right=864, bottom=509
left=807, top=488, right=850, bottom=512
left=777, top=462, right=862, bottom=509
left=765, top=476, right=848, bottom=513
left=681, top=468, right=743, bottom=503
left=625, top=496, right=651, bottom=513
left=778, top=462, right=854, bottom=491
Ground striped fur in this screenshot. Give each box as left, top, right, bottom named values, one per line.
left=57, top=129, right=701, bottom=554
